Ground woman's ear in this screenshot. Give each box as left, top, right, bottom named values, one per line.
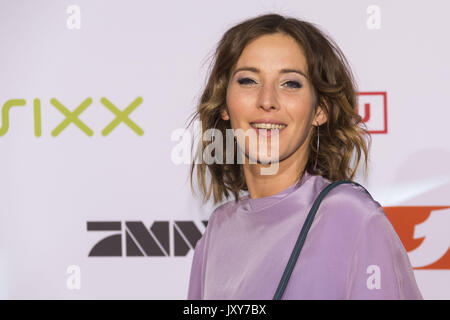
left=314, top=101, right=328, bottom=126
left=221, top=108, right=230, bottom=121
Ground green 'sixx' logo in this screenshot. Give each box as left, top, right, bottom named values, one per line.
left=0, top=97, right=144, bottom=137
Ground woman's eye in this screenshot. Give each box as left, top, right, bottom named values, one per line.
left=237, top=78, right=302, bottom=89
left=283, top=80, right=302, bottom=89
left=237, top=77, right=255, bottom=85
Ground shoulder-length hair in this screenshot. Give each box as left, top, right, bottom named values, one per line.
left=186, top=13, right=371, bottom=206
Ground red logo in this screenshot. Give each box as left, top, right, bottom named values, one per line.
left=384, top=206, right=450, bottom=269
left=357, top=92, right=388, bottom=134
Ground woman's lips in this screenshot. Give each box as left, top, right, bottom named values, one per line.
left=249, top=125, right=287, bottom=137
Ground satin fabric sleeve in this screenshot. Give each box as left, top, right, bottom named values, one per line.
left=187, top=233, right=206, bottom=300
left=345, top=206, right=423, bottom=299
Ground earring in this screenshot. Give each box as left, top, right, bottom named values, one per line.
left=314, top=123, right=320, bottom=170
left=210, top=118, right=220, bottom=141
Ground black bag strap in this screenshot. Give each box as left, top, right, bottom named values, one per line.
left=272, top=179, right=373, bottom=300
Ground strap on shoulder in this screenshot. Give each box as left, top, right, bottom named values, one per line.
left=272, top=180, right=373, bottom=300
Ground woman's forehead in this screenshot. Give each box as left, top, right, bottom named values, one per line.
left=235, top=34, right=308, bottom=74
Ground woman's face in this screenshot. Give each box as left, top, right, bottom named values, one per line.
left=223, top=32, right=326, bottom=165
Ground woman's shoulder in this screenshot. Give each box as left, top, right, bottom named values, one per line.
left=315, top=176, right=384, bottom=225
left=208, top=197, right=241, bottom=223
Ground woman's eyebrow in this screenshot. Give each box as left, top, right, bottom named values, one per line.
left=232, top=67, right=308, bottom=79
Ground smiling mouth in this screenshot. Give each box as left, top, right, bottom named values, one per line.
left=249, top=123, right=287, bottom=137
left=250, top=123, right=287, bottom=130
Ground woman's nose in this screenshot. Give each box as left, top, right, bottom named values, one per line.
left=258, top=83, right=279, bottom=111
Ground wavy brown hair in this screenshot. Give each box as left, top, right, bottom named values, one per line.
left=186, top=13, right=371, bottom=206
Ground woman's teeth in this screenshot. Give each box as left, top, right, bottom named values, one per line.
left=251, top=123, right=287, bottom=130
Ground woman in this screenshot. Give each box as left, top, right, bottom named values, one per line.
left=185, top=13, right=422, bottom=299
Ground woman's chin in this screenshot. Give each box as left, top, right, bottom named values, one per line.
left=245, top=151, right=282, bottom=165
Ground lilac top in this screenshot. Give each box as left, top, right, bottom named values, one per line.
left=187, top=171, right=423, bottom=299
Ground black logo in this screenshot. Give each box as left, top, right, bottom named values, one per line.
left=87, top=220, right=207, bottom=257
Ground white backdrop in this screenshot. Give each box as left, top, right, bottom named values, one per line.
left=0, top=0, right=449, bottom=299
